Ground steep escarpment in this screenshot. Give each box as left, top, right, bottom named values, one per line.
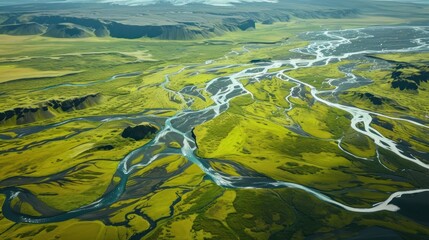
left=0, top=3, right=360, bottom=40
left=107, top=22, right=168, bottom=39
left=30, top=15, right=106, bottom=29
left=0, top=22, right=46, bottom=35
left=221, top=18, right=255, bottom=31
left=0, top=93, right=101, bottom=125
left=43, top=23, right=95, bottom=38
left=0, top=13, right=257, bottom=40
left=30, top=15, right=109, bottom=37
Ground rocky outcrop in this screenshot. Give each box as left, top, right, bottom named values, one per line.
left=121, top=123, right=159, bottom=141
left=0, top=94, right=101, bottom=125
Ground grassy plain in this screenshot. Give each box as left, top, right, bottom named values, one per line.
left=0, top=65, right=80, bottom=83
left=1, top=15, right=429, bottom=240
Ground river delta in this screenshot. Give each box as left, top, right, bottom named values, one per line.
left=0, top=15, right=428, bottom=240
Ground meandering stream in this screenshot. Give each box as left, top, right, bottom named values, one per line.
left=1, top=26, right=429, bottom=230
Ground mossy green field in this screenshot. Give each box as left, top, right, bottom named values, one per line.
left=1, top=9, right=429, bottom=240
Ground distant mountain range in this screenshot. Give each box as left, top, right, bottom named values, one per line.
left=0, top=0, right=277, bottom=7
left=0, top=0, right=428, bottom=6
left=0, top=0, right=427, bottom=40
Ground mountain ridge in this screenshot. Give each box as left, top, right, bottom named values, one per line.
left=0, top=3, right=360, bottom=39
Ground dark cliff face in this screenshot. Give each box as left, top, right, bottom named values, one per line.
left=108, top=23, right=214, bottom=40
left=0, top=94, right=101, bottom=125
left=107, top=22, right=163, bottom=39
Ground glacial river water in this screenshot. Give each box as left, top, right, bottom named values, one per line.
left=1, top=26, right=429, bottom=229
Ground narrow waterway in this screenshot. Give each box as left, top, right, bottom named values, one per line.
left=1, top=26, right=428, bottom=229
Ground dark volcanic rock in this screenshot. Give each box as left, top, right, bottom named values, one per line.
left=121, top=123, right=159, bottom=141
